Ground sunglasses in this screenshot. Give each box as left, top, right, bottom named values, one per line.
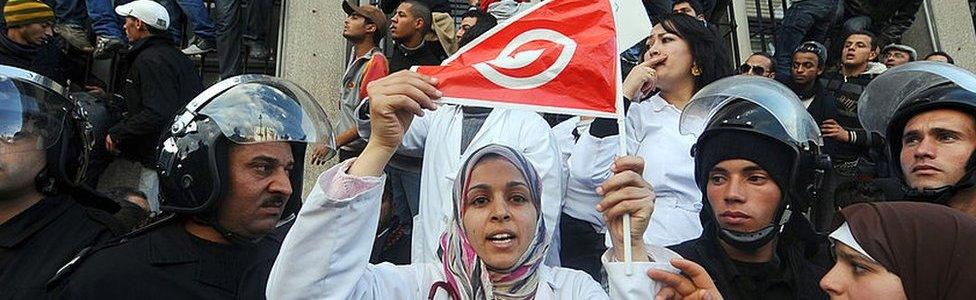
left=738, top=64, right=766, bottom=76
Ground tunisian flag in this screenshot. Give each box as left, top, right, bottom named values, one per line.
left=414, top=0, right=651, bottom=118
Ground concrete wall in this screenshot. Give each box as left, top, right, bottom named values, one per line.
left=891, top=0, right=976, bottom=71
left=277, top=0, right=348, bottom=196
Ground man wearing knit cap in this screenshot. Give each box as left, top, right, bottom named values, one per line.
left=104, top=0, right=203, bottom=211
left=0, top=0, right=65, bottom=83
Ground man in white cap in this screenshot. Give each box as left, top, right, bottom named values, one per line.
left=104, top=0, right=204, bottom=212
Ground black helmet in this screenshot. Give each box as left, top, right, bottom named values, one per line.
left=157, top=75, right=336, bottom=237
left=0, top=65, right=117, bottom=211
left=859, top=61, right=976, bottom=203
left=681, top=76, right=830, bottom=251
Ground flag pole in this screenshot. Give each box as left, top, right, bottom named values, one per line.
left=614, top=44, right=633, bottom=275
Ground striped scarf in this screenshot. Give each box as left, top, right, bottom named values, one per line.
left=436, top=144, right=549, bottom=300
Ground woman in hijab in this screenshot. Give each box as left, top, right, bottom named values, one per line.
left=268, top=143, right=678, bottom=299
left=820, top=201, right=976, bottom=299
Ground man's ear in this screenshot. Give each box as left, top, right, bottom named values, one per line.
left=413, top=17, right=424, bottom=31
left=365, top=23, right=377, bottom=35
left=869, top=47, right=878, bottom=61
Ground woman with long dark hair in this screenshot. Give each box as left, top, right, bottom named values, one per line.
left=568, top=13, right=733, bottom=250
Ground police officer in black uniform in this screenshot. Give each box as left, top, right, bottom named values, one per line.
left=0, top=66, right=125, bottom=299
left=667, top=76, right=833, bottom=300
left=858, top=61, right=976, bottom=218
left=50, top=75, right=337, bottom=299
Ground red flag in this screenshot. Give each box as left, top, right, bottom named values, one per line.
left=414, top=0, right=621, bottom=118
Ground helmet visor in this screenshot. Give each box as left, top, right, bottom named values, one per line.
left=0, top=75, right=67, bottom=154
left=679, top=76, right=823, bottom=145
left=858, top=61, right=976, bottom=138
left=196, top=76, right=336, bottom=159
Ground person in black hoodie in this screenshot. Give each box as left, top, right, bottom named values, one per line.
left=666, top=76, right=833, bottom=300
left=104, top=0, right=203, bottom=210
left=790, top=41, right=844, bottom=229
left=0, top=66, right=125, bottom=299
left=0, top=0, right=64, bottom=84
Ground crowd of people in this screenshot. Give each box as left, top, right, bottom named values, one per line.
left=2, top=0, right=976, bottom=299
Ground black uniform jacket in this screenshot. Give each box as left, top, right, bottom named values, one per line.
left=0, top=196, right=125, bottom=299
left=54, top=218, right=287, bottom=299
left=669, top=213, right=834, bottom=300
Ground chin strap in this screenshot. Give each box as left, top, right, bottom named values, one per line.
left=717, top=205, right=793, bottom=252
left=904, top=151, right=976, bottom=204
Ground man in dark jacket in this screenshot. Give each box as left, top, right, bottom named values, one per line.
left=668, top=86, right=833, bottom=300
left=820, top=31, right=889, bottom=210
left=106, top=0, right=203, bottom=166
left=842, top=0, right=923, bottom=47
left=52, top=75, right=333, bottom=299
left=104, top=0, right=203, bottom=211
left=0, top=66, right=126, bottom=299
left=0, top=0, right=64, bottom=84
left=387, top=0, right=447, bottom=72
left=790, top=41, right=842, bottom=230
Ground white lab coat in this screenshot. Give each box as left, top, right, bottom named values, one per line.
left=357, top=104, right=564, bottom=264
left=267, top=160, right=679, bottom=300
left=552, top=117, right=605, bottom=232
left=570, top=94, right=703, bottom=247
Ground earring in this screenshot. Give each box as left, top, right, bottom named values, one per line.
left=691, top=63, right=702, bottom=77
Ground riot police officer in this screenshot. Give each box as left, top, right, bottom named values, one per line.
left=52, top=75, right=336, bottom=298
left=859, top=61, right=976, bottom=218
left=664, top=76, right=833, bottom=299
left=0, top=65, right=125, bottom=299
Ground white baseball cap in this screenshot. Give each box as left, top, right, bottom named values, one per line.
left=115, top=0, right=170, bottom=30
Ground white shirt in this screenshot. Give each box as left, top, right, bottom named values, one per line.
left=570, top=94, right=703, bottom=247
left=267, top=159, right=680, bottom=300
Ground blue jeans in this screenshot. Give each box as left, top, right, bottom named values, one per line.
left=159, top=0, right=217, bottom=42
left=773, top=0, right=840, bottom=83
left=49, top=0, right=126, bottom=39
left=214, top=0, right=243, bottom=78
left=243, top=0, right=272, bottom=43
left=384, top=165, right=421, bottom=228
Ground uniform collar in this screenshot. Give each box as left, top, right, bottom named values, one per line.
left=0, top=196, right=71, bottom=248
left=146, top=221, right=202, bottom=265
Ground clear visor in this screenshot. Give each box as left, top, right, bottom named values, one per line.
left=0, top=75, right=67, bottom=154
left=679, top=76, right=823, bottom=145
left=195, top=76, right=336, bottom=157
left=858, top=61, right=976, bottom=138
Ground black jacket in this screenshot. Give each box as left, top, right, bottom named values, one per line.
left=844, top=0, right=923, bottom=44
left=820, top=64, right=885, bottom=163
left=794, top=81, right=839, bottom=155
left=387, top=40, right=448, bottom=73
left=0, top=196, right=125, bottom=299
left=54, top=218, right=286, bottom=299
left=0, top=32, right=65, bottom=85
left=668, top=213, right=833, bottom=300
left=108, top=35, right=203, bottom=165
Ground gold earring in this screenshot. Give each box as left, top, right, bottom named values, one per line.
left=691, top=64, right=702, bottom=77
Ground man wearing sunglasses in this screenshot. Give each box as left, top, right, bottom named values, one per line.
left=738, top=52, right=775, bottom=78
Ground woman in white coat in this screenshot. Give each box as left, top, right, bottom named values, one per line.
left=354, top=78, right=564, bottom=266
left=569, top=14, right=733, bottom=247
left=267, top=71, right=680, bottom=299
